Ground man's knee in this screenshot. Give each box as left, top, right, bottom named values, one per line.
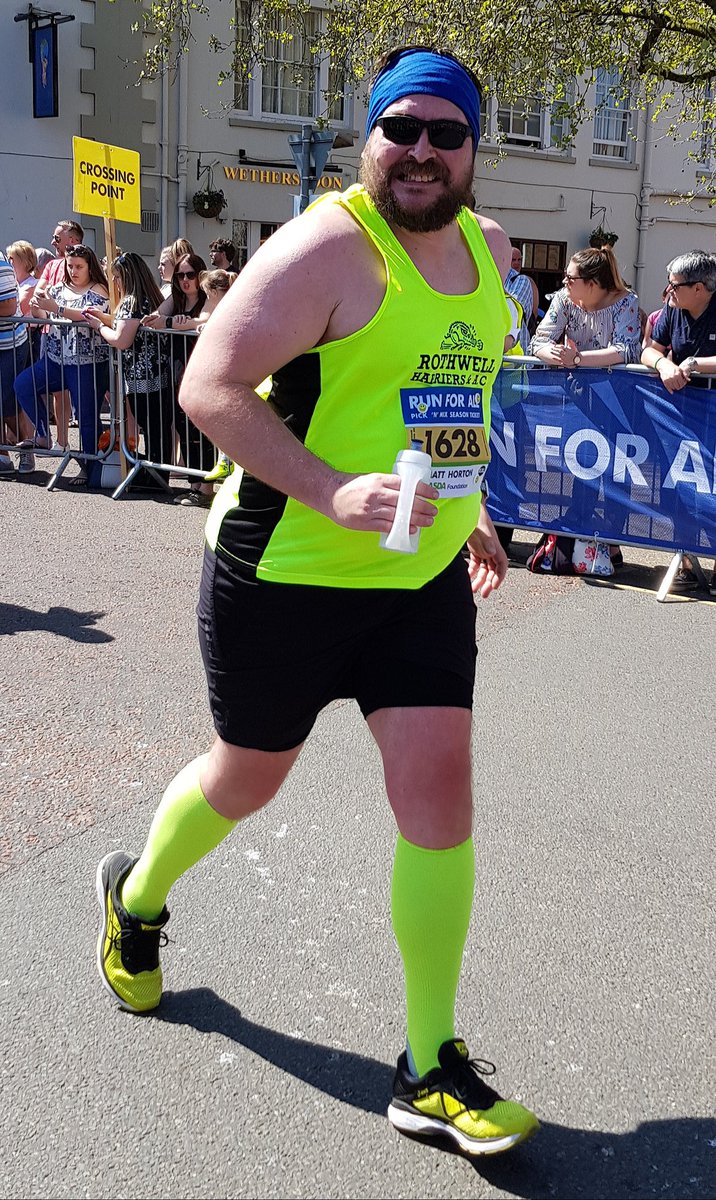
left=201, top=736, right=302, bottom=820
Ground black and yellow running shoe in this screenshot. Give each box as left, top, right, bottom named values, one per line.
left=388, top=1038, right=539, bottom=1156
left=95, top=851, right=169, bottom=1014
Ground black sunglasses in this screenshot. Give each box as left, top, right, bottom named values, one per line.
left=176, top=270, right=197, bottom=280
left=376, top=116, right=472, bottom=150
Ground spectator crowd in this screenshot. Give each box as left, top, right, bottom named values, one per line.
left=1, top=214, right=715, bottom=586
left=0, top=222, right=239, bottom=502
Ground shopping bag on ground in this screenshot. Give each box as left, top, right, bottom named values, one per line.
left=526, top=533, right=574, bottom=575
left=571, top=538, right=614, bottom=576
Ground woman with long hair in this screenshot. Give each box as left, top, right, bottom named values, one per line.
left=529, top=247, right=641, bottom=569
left=84, top=251, right=174, bottom=489
left=530, top=247, right=641, bottom=367
left=16, top=243, right=110, bottom=480
left=142, top=253, right=214, bottom=505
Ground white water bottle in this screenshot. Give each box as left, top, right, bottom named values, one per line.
left=379, top=447, right=433, bottom=554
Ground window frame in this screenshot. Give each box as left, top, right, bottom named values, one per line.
left=696, top=85, right=715, bottom=170
left=481, top=91, right=572, bottom=152
left=591, top=68, right=635, bottom=162
left=233, top=4, right=350, bottom=127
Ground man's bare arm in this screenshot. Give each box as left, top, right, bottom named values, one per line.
left=179, top=209, right=438, bottom=534
left=475, top=213, right=512, bottom=282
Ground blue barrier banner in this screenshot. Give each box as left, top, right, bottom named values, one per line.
left=487, top=366, right=716, bottom=557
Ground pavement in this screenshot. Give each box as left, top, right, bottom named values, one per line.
left=1, top=462, right=715, bottom=1200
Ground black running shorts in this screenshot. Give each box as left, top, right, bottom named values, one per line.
left=197, top=546, right=478, bottom=751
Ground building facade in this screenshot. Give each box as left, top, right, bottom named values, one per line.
left=2, top=1, right=714, bottom=317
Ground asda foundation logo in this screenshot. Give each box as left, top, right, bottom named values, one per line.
left=441, top=321, right=482, bottom=352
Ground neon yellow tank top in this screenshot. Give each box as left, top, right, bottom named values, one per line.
left=206, top=184, right=509, bottom=589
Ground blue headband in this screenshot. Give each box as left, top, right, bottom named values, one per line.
left=366, top=49, right=481, bottom=148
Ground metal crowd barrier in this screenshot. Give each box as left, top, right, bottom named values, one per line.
left=0, top=318, right=224, bottom=495
left=2, top=318, right=712, bottom=602
left=110, top=325, right=220, bottom=500
left=0, top=314, right=119, bottom=488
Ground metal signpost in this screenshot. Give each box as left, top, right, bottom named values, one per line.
left=288, top=125, right=336, bottom=215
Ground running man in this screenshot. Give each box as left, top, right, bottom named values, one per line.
left=96, top=45, right=539, bottom=1157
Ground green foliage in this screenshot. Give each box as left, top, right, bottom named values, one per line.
left=112, top=0, right=716, bottom=190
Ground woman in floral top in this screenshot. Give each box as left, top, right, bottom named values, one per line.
left=84, top=252, right=174, bottom=488
left=529, top=247, right=641, bottom=567
left=16, top=244, right=109, bottom=480
left=530, top=247, right=641, bottom=366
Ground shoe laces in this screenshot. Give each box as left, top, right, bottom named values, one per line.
left=109, top=925, right=170, bottom=974
left=450, top=1056, right=499, bottom=1108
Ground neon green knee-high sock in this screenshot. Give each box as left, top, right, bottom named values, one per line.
left=391, top=833, right=475, bottom=1078
left=121, top=755, right=237, bottom=921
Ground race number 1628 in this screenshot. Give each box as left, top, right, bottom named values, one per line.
left=411, top=424, right=489, bottom=462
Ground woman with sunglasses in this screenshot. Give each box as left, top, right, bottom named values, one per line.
left=142, top=253, right=214, bottom=505
left=16, top=244, right=110, bottom=481
left=530, top=247, right=641, bottom=369
left=83, top=252, right=174, bottom=490
left=529, top=248, right=641, bottom=571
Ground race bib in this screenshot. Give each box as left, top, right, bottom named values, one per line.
left=399, top=386, right=490, bottom=496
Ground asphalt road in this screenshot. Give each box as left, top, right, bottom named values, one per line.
left=1, top=465, right=714, bottom=1200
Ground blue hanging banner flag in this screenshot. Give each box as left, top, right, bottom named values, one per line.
left=487, top=366, right=716, bottom=557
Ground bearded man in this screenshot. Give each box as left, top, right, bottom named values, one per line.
left=95, top=45, right=539, bottom=1157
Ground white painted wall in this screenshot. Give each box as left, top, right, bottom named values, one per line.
left=2, top=0, right=714, bottom=310
left=0, top=0, right=95, bottom=252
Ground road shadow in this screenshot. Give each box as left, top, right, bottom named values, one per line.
left=155, top=988, right=716, bottom=1198
left=155, top=987, right=392, bottom=1116
left=0, top=602, right=113, bottom=642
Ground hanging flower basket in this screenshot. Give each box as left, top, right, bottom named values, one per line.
left=589, top=226, right=618, bottom=248
left=192, top=189, right=227, bottom=219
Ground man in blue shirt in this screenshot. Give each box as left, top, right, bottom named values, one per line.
left=641, top=250, right=716, bottom=593
left=642, top=250, right=716, bottom=392
left=504, top=245, right=538, bottom=353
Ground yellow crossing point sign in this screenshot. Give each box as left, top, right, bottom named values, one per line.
left=72, top=136, right=141, bottom=223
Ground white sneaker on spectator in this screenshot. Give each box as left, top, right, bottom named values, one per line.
left=17, top=450, right=36, bottom=474
left=16, top=435, right=56, bottom=451
left=0, top=454, right=14, bottom=474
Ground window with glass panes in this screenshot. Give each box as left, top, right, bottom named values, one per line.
left=592, top=69, right=632, bottom=159
left=481, top=90, right=572, bottom=151
left=262, top=10, right=320, bottom=117
left=497, top=97, right=542, bottom=146
left=699, top=86, right=715, bottom=166
left=233, top=4, right=347, bottom=123
left=519, top=240, right=566, bottom=314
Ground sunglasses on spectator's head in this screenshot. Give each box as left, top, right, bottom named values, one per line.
left=375, top=116, right=472, bottom=150
left=176, top=270, right=197, bottom=280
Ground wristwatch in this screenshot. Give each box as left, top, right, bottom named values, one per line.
left=682, top=356, right=698, bottom=374
left=573, top=352, right=582, bottom=366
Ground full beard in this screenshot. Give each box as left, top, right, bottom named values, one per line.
left=360, top=150, right=475, bottom=233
